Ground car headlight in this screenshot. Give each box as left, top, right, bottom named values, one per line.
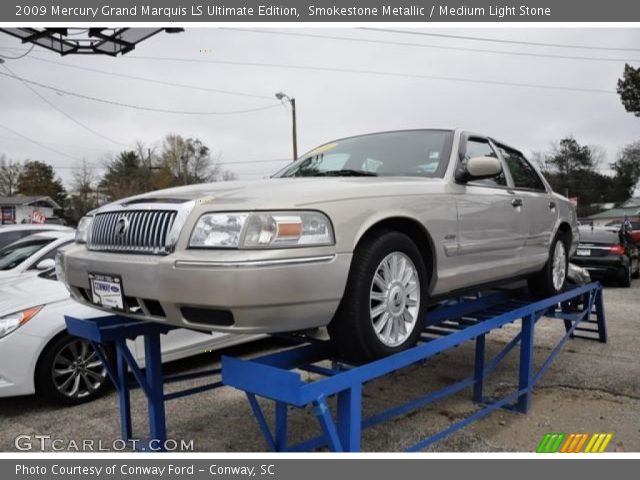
left=75, top=216, right=93, bottom=244
left=0, top=306, right=43, bottom=339
left=189, top=211, right=334, bottom=249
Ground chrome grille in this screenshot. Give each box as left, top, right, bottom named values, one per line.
left=89, top=210, right=178, bottom=254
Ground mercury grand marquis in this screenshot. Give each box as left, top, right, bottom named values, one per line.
left=59, top=129, right=578, bottom=361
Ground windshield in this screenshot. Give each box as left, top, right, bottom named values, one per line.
left=0, top=238, right=54, bottom=271
left=276, top=130, right=453, bottom=178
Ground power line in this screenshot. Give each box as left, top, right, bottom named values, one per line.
left=24, top=55, right=275, bottom=100
left=0, top=134, right=115, bottom=152
left=0, top=70, right=282, bottom=115
left=1, top=63, right=128, bottom=147
left=125, top=55, right=615, bottom=95
left=0, top=122, right=82, bottom=162
left=223, top=28, right=640, bottom=63
left=362, top=28, right=640, bottom=53
left=0, top=44, right=34, bottom=60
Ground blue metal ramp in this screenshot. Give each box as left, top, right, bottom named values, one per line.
left=65, top=282, right=606, bottom=452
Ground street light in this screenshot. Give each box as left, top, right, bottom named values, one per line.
left=275, top=91, right=298, bottom=160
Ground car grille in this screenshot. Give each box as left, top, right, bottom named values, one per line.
left=89, top=210, right=178, bottom=254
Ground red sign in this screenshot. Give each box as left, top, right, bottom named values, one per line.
left=31, top=210, right=46, bottom=224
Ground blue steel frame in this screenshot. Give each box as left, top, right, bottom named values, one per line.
left=64, top=315, right=225, bottom=451
left=64, top=282, right=605, bottom=453
left=222, top=282, right=606, bottom=452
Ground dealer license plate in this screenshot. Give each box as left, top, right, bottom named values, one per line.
left=575, top=249, right=591, bottom=256
left=89, top=273, right=125, bottom=310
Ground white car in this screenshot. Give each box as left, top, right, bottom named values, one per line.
left=0, top=231, right=75, bottom=282
left=0, top=270, right=262, bottom=404
left=0, top=224, right=72, bottom=249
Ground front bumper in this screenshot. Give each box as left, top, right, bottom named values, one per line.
left=61, top=246, right=352, bottom=333
left=0, top=330, right=43, bottom=398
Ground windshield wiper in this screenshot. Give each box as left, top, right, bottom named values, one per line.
left=314, top=169, right=378, bottom=177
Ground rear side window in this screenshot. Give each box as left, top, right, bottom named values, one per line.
left=461, top=138, right=507, bottom=187
left=499, top=146, right=546, bottom=191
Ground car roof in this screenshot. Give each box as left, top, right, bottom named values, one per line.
left=0, top=224, right=72, bottom=233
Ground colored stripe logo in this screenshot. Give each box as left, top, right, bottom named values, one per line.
left=536, top=433, right=613, bottom=453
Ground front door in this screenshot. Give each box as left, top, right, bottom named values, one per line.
left=450, top=136, right=526, bottom=289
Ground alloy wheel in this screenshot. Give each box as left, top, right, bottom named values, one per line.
left=51, top=339, right=107, bottom=399
left=369, top=252, right=420, bottom=347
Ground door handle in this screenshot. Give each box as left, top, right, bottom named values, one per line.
left=549, top=201, right=557, bottom=209
left=511, top=198, right=523, bottom=207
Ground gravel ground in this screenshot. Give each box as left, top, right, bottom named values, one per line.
left=1, top=280, right=638, bottom=453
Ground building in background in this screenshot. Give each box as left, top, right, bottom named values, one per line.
left=588, top=197, right=640, bottom=226
left=0, top=196, right=61, bottom=225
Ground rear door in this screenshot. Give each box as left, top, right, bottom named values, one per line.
left=451, top=135, right=526, bottom=288
left=496, top=144, right=557, bottom=270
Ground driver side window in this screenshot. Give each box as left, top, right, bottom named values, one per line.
left=462, top=138, right=506, bottom=187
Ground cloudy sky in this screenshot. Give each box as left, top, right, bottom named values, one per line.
left=0, top=27, right=639, bottom=188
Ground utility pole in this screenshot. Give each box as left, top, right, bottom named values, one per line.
left=275, top=92, right=298, bottom=160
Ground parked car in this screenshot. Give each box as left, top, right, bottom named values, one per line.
left=572, top=226, right=640, bottom=287
left=0, top=224, right=72, bottom=249
left=60, top=129, right=578, bottom=361
left=0, top=231, right=75, bottom=282
left=604, top=221, right=640, bottom=245
left=0, top=269, right=263, bottom=404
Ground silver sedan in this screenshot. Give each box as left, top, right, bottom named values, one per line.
left=60, top=129, right=578, bottom=361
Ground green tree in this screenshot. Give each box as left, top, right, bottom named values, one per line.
left=17, top=160, right=66, bottom=206
left=610, top=141, right=640, bottom=202
left=539, top=138, right=614, bottom=217
left=100, top=150, right=151, bottom=201
left=0, top=155, right=22, bottom=196
left=617, top=63, right=640, bottom=117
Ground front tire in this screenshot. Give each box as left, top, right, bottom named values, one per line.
left=328, top=230, right=428, bottom=363
left=35, top=334, right=112, bottom=405
left=528, top=232, right=569, bottom=298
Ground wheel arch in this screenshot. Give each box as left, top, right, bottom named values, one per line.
left=33, top=328, right=71, bottom=391
left=352, top=216, right=437, bottom=294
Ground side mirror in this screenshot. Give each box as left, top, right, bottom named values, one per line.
left=456, top=156, right=503, bottom=183
left=36, top=258, right=56, bottom=271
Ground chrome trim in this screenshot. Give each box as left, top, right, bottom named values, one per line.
left=174, top=254, right=336, bottom=269
left=88, top=201, right=195, bottom=255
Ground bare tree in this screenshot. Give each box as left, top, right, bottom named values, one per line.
left=221, top=170, right=238, bottom=181
left=65, top=160, right=100, bottom=225
left=0, top=155, right=22, bottom=196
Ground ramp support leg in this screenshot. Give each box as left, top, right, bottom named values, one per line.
left=275, top=402, right=288, bottom=451
left=473, top=334, right=486, bottom=403
left=516, top=314, right=535, bottom=413
left=595, top=288, right=607, bottom=343
left=337, top=385, right=362, bottom=452
left=144, top=331, right=166, bottom=449
left=313, top=396, right=344, bottom=452
left=115, top=338, right=132, bottom=442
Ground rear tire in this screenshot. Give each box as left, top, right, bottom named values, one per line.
left=620, top=266, right=632, bottom=288
left=528, top=231, right=569, bottom=298
left=328, top=230, right=428, bottom=363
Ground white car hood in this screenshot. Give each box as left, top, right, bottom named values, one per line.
left=0, top=274, right=69, bottom=316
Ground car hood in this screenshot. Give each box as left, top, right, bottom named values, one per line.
left=0, top=275, right=69, bottom=316
left=103, top=177, right=446, bottom=211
